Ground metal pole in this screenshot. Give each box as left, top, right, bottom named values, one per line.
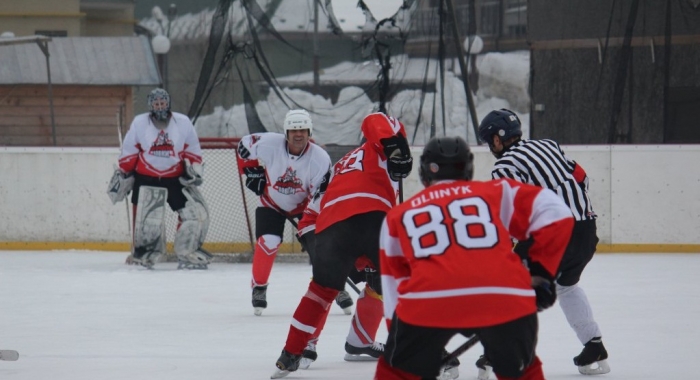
left=313, top=0, right=320, bottom=91
left=36, top=40, right=57, bottom=146
left=445, top=0, right=480, bottom=143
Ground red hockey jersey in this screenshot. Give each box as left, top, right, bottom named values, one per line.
left=315, top=113, right=406, bottom=233
left=380, top=178, right=573, bottom=328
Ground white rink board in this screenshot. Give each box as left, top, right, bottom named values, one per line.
left=1, top=144, right=699, bottom=246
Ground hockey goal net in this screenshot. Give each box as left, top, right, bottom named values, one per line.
left=162, top=137, right=301, bottom=256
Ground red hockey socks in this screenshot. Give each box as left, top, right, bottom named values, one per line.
left=251, top=235, right=280, bottom=286
left=496, top=356, right=544, bottom=380
left=374, top=356, right=422, bottom=380
left=347, top=285, right=384, bottom=346
left=284, top=281, right=338, bottom=355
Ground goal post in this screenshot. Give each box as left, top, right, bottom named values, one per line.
left=162, top=137, right=301, bottom=256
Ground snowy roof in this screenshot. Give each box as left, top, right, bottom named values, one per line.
left=139, top=0, right=409, bottom=41
left=0, top=36, right=160, bottom=86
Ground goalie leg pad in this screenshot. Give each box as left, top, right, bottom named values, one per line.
left=133, top=186, right=168, bottom=267
left=175, top=186, right=210, bottom=269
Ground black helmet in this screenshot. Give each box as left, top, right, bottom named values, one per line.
left=478, top=108, right=522, bottom=145
left=419, top=136, right=474, bottom=185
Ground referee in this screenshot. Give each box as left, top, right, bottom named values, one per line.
left=476, top=109, right=610, bottom=376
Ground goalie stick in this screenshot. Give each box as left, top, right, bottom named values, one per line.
left=0, top=350, right=19, bottom=361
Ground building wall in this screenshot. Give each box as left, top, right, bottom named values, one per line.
left=0, top=85, right=133, bottom=147
left=0, top=0, right=82, bottom=36
left=528, top=0, right=700, bottom=144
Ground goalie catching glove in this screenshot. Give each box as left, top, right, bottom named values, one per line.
left=380, top=135, right=413, bottom=181
left=107, top=167, right=134, bottom=204
left=528, top=261, right=557, bottom=311
left=179, top=159, right=204, bottom=187
left=244, top=166, right=267, bottom=196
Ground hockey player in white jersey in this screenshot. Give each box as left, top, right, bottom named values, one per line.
left=107, top=88, right=211, bottom=269
left=236, top=109, right=332, bottom=316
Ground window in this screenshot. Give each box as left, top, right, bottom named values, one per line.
left=35, top=30, right=68, bottom=37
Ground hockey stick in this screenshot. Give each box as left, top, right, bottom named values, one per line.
left=442, top=334, right=480, bottom=365
left=286, top=215, right=362, bottom=295
left=116, top=109, right=135, bottom=264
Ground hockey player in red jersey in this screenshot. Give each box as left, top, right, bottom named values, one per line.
left=374, top=136, right=574, bottom=380
left=270, top=112, right=413, bottom=379
left=236, top=109, right=332, bottom=316
left=295, top=180, right=387, bottom=370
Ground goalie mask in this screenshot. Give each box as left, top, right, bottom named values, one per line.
left=419, top=136, right=474, bottom=186
left=148, top=88, right=171, bottom=123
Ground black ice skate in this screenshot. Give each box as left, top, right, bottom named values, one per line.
left=574, top=337, right=610, bottom=375
left=335, top=290, right=354, bottom=315
left=299, top=341, right=317, bottom=370
left=252, top=285, right=268, bottom=316
left=344, top=341, right=384, bottom=361
left=438, top=349, right=460, bottom=380
left=270, top=350, right=301, bottom=379
left=475, top=354, right=493, bottom=380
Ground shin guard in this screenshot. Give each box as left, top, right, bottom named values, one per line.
left=251, top=235, right=280, bottom=286
left=347, top=286, right=384, bottom=346
left=284, top=281, right=338, bottom=355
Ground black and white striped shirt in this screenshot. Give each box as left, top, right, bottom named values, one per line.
left=491, top=139, right=596, bottom=221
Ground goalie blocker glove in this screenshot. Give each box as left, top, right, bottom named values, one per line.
left=244, top=166, right=266, bottom=195
left=380, top=135, right=413, bottom=181
left=528, top=261, right=557, bottom=311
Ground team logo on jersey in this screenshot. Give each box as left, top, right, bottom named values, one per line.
left=149, top=130, right=175, bottom=157
left=273, top=167, right=303, bottom=195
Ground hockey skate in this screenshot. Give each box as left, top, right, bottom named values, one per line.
left=475, top=355, right=493, bottom=380
left=343, top=341, right=384, bottom=361
left=177, top=248, right=213, bottom=270
left=252, top=285, right=268, bottom=316
left=574, top=337, right=610, bottom=375
left=335, top=290, right=354, bottom=315
left=270, top=349, right=301, bottom=379
left=437, top=350, right=460, bottom=380
left=299, top=341, right=317, bottom=370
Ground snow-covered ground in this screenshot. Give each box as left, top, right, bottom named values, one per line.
left=0, top=251, right=696, bottom=379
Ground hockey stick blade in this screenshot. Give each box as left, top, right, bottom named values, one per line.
left=442, top=335, right=479, bottom=365
left=0, top=350, right=19, bottom=361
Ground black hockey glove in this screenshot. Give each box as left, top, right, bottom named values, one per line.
left=238, top=143, right=252, bottom=159
left=380, top=135, right=413, bottom=181
left=529, top=261, right=557, bottom=311
left=312, top=170, right=331, bottom=202
left=244, top=166, right=266, bottom=196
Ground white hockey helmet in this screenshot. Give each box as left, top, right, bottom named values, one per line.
left=283, top=109, right=312, bottom=135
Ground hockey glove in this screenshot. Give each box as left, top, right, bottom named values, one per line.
left=244, top=166, right=267, bottom=196
left=179, top=159, right=204, bottom=187
left=107, top=167, right=134, bottom=204
left=529, top=261, right=557, bottom=311
left=380, top=135, right=413, bottom=181
left=238, top=143, right=252, bottom=159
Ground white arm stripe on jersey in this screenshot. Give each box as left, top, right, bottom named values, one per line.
left=323, top=192, right=392, bottom=209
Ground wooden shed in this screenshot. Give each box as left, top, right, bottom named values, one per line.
left=0, top=36, right=161, bottom=146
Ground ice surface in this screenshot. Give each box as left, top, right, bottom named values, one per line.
left=0, top=251, right=696, bottom=379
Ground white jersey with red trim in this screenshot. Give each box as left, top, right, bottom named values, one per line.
left=380, top=178, right=574, bottom=328
left=238, top=133, right=331, bottom=215
left=118, top=112, right=202, bottom=178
